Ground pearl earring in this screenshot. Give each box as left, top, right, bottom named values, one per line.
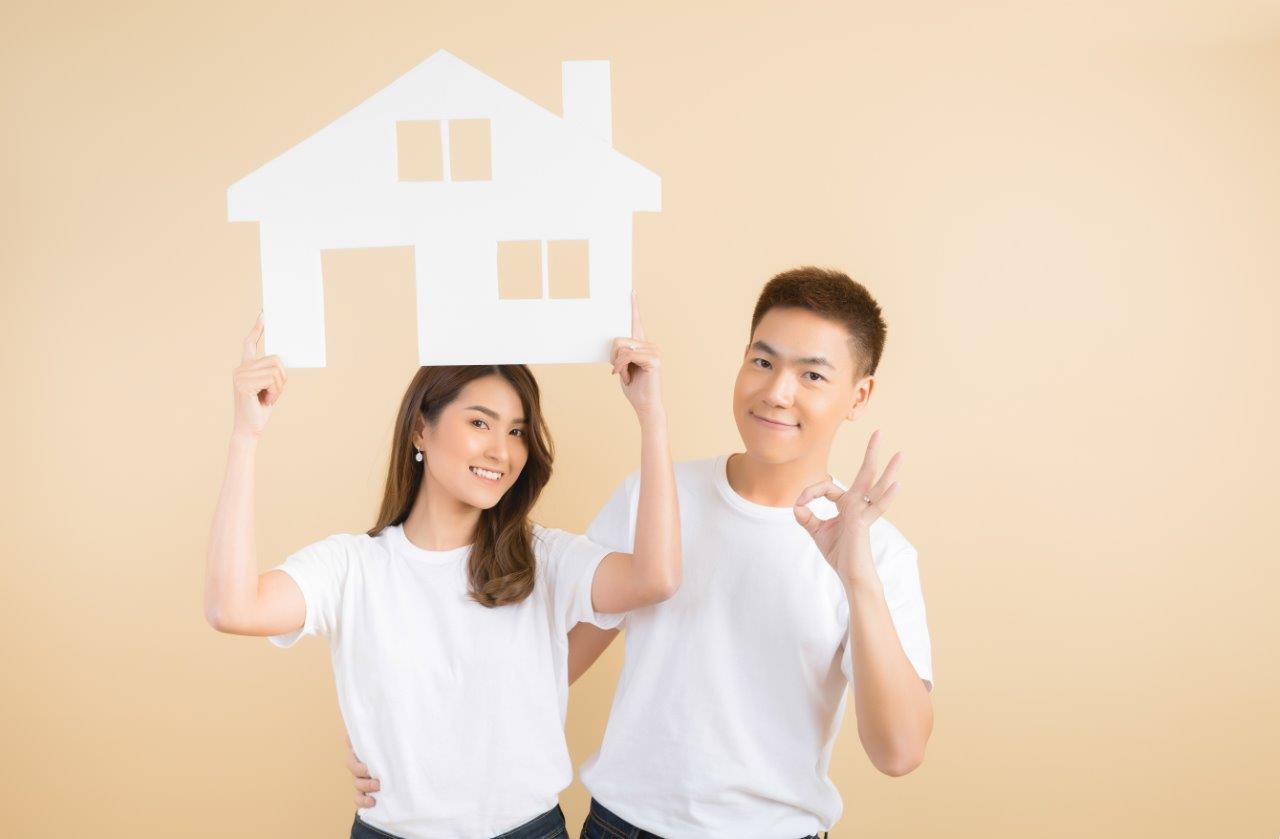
left=415, top=449, right=423, bottom=463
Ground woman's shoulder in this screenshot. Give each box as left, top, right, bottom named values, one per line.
left=300, top=530, right=384, bottom=560
left=529, top=522, right=566, bottom=551
left=528, top=522, right=593, bottom=562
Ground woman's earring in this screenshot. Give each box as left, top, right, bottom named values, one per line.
left=415, top=449, right=423, bottom=463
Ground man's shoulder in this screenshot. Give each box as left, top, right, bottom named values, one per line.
left=617, top=454, right=724, bottom=492
left=869, top=515, right=916, bottom=559
left=674, top=454, right=723, bottom=482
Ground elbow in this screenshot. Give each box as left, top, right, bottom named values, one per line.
left=204, top=602, right=240, bottom=634
left=633, top=570, right=681, bottom=607
left=649, top=568, right=682, bottom=604
left=875, top=748, right=925, bottom=777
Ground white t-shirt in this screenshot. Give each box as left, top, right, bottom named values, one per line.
left=578, top=455, right=934, bottom=839
left=268, top=522, right=624, bottom=839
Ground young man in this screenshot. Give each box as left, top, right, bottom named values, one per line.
left=350, top=267, right=934, bottom=838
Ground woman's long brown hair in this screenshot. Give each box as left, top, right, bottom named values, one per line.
left=368, top=365, right=554, bottom=607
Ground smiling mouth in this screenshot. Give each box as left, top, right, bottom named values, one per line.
left=750, top=411, right=799, bottom=430
left=469, top=466, right=504, bottom=482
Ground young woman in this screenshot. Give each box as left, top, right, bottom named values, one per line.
left=204, top=305, right=681, bottom=839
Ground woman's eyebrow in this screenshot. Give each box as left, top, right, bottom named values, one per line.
left=465, top=405, right=527, bottom=423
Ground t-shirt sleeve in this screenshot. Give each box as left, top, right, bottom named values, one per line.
left=585, top=471, right=639, bottom=554
left=266, top=534, right=353, bottom=649
left=536, top=525, right=628, bottom=633
left=840, top=538, right=934, bottom=693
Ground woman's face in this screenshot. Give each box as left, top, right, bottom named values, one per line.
left=415, top=374, right=530, bottom=511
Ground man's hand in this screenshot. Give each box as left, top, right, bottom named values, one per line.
left=345, top=734, right=380, bottom=808
left=793, top=429, right=903, bottom=588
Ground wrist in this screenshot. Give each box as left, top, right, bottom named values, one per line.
left=635, top=406, right=668, bottom=427
left=229, top=430, right=261, bottom=449
left=843, top=569, right=884, bottom=599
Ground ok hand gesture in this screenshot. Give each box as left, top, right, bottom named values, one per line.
left=793, top=430, right=903, bottom=588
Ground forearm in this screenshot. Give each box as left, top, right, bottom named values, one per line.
left=846, top=577, right=933, bottom=775
left=203, top=434, right=263, bottom=629
left=629, top=410, right=681, bottom=599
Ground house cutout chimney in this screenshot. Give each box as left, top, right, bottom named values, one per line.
left=562, top=61, right=611, bottom=145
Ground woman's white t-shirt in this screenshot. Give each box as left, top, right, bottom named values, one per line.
left=267, top=522, right=624, bottom=839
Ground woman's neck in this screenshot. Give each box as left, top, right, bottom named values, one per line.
left=401, top=476, right=481, bottom=551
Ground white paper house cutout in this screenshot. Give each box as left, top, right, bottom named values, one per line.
left=228, top=49, right=661, bottom=367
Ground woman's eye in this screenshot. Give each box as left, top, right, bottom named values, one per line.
left=470, top=419, right=489, bottom=430
left=510, top=428, right=524, bottom=437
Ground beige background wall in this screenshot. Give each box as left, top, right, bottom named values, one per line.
left=4, top=2, right=1278, bottom=836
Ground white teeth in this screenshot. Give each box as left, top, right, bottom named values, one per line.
left=470, top=467, right=502, bottom=481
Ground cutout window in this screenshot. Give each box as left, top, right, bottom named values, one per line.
left=396, top=118, right=492, bottom=182
left=497, top=241, right=543, bottom=299
left=449, top=119, right=492, bottom=181
left=548, top=240, right=589, bottom=299
left=396, top=121, right=443, bottom=181
left=497, top=239, right=589, bottom=300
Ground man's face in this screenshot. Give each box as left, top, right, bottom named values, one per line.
left=731, top=307, right=873, bottom=464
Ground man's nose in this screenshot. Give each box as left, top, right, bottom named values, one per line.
left=764, top=371, right=796, bottom=407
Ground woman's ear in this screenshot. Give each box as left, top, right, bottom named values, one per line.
left=411, top=411, right=430, bottom=454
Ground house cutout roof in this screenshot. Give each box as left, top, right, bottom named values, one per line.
left=226, top=49, right=662, bottom=368
left=229, top=49, right=660, bottom=220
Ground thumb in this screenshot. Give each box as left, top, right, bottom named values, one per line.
left=793, top=504, right=821, bottom=538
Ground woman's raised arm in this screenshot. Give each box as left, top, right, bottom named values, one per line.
left=588, top=294, right=682, bottom=614
left=203, top=316, right=305, bottom=636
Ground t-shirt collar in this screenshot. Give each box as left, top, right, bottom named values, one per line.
left=387, top=523, right=473, bottom=565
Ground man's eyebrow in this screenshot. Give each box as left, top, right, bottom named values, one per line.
left=750, top=341, right=836, bottom=370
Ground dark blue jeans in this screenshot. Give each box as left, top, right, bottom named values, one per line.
left=351, top=803, right=567, bottom=839
left=580, top=798, right=829, bottom=839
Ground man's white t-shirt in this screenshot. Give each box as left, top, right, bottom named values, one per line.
left=578, top=455, right=934, bottom=839
left=268, top=522, right=624, bottom=839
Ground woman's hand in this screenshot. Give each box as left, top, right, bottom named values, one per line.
left=793, top=429, right=903, bottom=588
left=232, top=314, right=287, bottom=440
left=610, top=291, right=664, bottom=422
left=345, top=733, right=380, bottom=809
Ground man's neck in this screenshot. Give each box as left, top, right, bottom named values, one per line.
left=725, top=449, right=832, bottom=509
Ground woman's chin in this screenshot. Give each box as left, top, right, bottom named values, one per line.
left=460, top=486, right=507, bottom=510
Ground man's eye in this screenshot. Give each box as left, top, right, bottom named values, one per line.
left=753, top=358, right=771, bottom=369
left=805, top=372, right=825, bottom=382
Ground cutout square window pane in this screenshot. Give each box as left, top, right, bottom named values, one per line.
left=449, top=119, right=492, bottom=181
left=498, top=240, right=543, bottom=299
left=548, top=240, right=589, bottom=299
left=397, top=120, right=443, bottom=181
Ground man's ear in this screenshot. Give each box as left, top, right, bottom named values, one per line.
left=845, top=375, right=875, bottom=421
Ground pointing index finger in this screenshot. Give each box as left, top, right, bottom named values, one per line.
left=631, top=289, right=646, bottom=341
left=242, top=314, right=264, bottom=362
